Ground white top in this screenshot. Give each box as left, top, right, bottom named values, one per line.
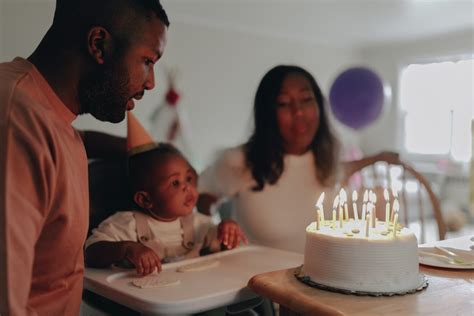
left=199, top=146, right=336, bottom=253
left=85, top=211, right=218, bottom=260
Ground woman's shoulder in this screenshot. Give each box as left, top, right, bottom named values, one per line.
left=215, top=144, right=246, bottom=168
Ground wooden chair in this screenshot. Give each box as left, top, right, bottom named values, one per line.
left=342, top=155, right=446, bottom=243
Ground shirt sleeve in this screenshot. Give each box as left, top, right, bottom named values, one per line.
left=198, top=146, right=249, bottom=198
left=85, top=211, right=138, bottom=248
left=2, top=106, right=55, bottom=316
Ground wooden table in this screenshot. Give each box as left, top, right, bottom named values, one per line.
left=248, top=236, right=474, bottom=316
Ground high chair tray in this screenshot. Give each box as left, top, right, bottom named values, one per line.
left=84, top=245, right=303, bottom=315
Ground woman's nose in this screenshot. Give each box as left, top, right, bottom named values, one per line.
left=292, top=102, right=304, bottom=116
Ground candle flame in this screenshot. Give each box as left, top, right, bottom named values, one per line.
left=363, top=190, right=369, bottom=202
left=392, top=187, right=398, bottom=198
left=352, top=190, right=358, bottom=201
left=393, top=199, right=400, bottom=212
left=383, top=188, right=389, bottom=201
left=340, top=188, right=347, bottom=202
left=315, top=192, right=325, bottom=207
left=333, top=195, right=340, bottom=209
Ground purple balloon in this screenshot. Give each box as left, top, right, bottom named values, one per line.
left=329, top=67, right=384, bottom=130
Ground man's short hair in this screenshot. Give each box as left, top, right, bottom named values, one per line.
left=53, top=0, right=169, bottom=42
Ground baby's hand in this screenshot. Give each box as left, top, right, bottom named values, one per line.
left=218, top=220, right=248, bottom=249
left=124, top=242, right=162, bottom=276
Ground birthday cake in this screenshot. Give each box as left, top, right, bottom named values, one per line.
left=303, top=219, right=424, bottom=294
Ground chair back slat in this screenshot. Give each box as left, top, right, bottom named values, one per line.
left=342, top=155, right=446, bottom=241
left=401, top=166, right=409, bottom=227
left=418, top=184, right=425, bottom=243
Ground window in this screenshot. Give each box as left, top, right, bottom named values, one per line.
left=400, top=58, right=473, bottom=162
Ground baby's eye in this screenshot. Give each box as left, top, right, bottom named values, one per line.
left=186, top=175, right=194, bottom=183
left=171, top=180, right=180, bottom=187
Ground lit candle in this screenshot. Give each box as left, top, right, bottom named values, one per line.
left=365, top=214, right=370, bottom=237
left=392, top=212, right=399, bottom=237
left=316, top=210, right=320, bottom=230
left=339, top=205, right=344, bottom=229
left=391, top=198, right=399, bottom=222
left=332, top=210, right=336, bottom=229
left=332, top=195, right=339, bottom=222
left=316, top=192, right=325, bottom=225
left=340, top=189, right=349, bottom=221
left=371, top=193, right=377, bottom=228
left=352, top=190, right=359, bottom=222
left=361, top=190, right=368, bottom=222
left=384, top=188, right=390, bottom=230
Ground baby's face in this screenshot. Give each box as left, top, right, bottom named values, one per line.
left=147, top=155, right=198, bottom=219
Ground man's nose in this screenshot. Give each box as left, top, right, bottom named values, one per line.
left=145, top=69, right=155, bottom=90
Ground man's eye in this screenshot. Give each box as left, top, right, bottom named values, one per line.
left=145, top=58, right=154, bottom=66
left=302, top=97, right=314, bottom=103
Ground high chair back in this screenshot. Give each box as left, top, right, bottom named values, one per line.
left=88, top=158, right=133, bottom=236
left=342, top=156, right=446, bottom=243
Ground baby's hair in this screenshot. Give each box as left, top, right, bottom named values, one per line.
left=127, top=143, right=184, bottom=194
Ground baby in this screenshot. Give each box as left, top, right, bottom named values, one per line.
left=85, top=144, right=247, bottom=275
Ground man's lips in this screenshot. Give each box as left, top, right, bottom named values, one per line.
left=126, top=92, right=145, bottom=111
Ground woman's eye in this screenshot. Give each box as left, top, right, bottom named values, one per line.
left=277, top=102, right=289, bottom=108
left=302, top=97, right=314, bottom=103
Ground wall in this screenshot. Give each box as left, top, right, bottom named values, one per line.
left=0, top=2, right=360, bottom=171
left=356, top=30, right=473, bottom=211
left=356, top=30, right=473, bottom=156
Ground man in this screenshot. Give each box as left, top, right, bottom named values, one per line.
left=0, top=1, right=168, bottom=315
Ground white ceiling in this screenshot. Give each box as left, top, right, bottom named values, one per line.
left=161, top=0, right=474, bottom=49
left=2, top=0, right=473, bottom=49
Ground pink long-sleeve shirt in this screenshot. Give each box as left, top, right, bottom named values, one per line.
left=0, top=58, right=89, bottom=316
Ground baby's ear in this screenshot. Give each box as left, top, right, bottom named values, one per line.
left=134, top=191, right=153, bottom=209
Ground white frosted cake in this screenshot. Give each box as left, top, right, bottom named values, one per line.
left=303, top=220, right=424, bottom=293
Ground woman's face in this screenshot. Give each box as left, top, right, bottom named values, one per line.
left=275, top=73, right=319, bottom=155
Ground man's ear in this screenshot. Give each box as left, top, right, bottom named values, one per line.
left=87, top=26, right=112, bottom=65
left=134, top=191, right=153, bottom=210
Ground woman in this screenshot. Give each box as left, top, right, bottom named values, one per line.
left=198, top=65, right=339, bottom=253
left=198, top=65, right=395, bottom=253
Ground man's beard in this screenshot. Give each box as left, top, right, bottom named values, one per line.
left=78, top=61, right=131, bottom=123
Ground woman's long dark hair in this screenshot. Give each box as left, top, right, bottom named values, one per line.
left=244, top=65, right=339, bottom=191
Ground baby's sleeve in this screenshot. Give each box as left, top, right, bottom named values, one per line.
left=85, top=211, right=138, bottom=249
left=198, top=146, right=248, bottom=198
